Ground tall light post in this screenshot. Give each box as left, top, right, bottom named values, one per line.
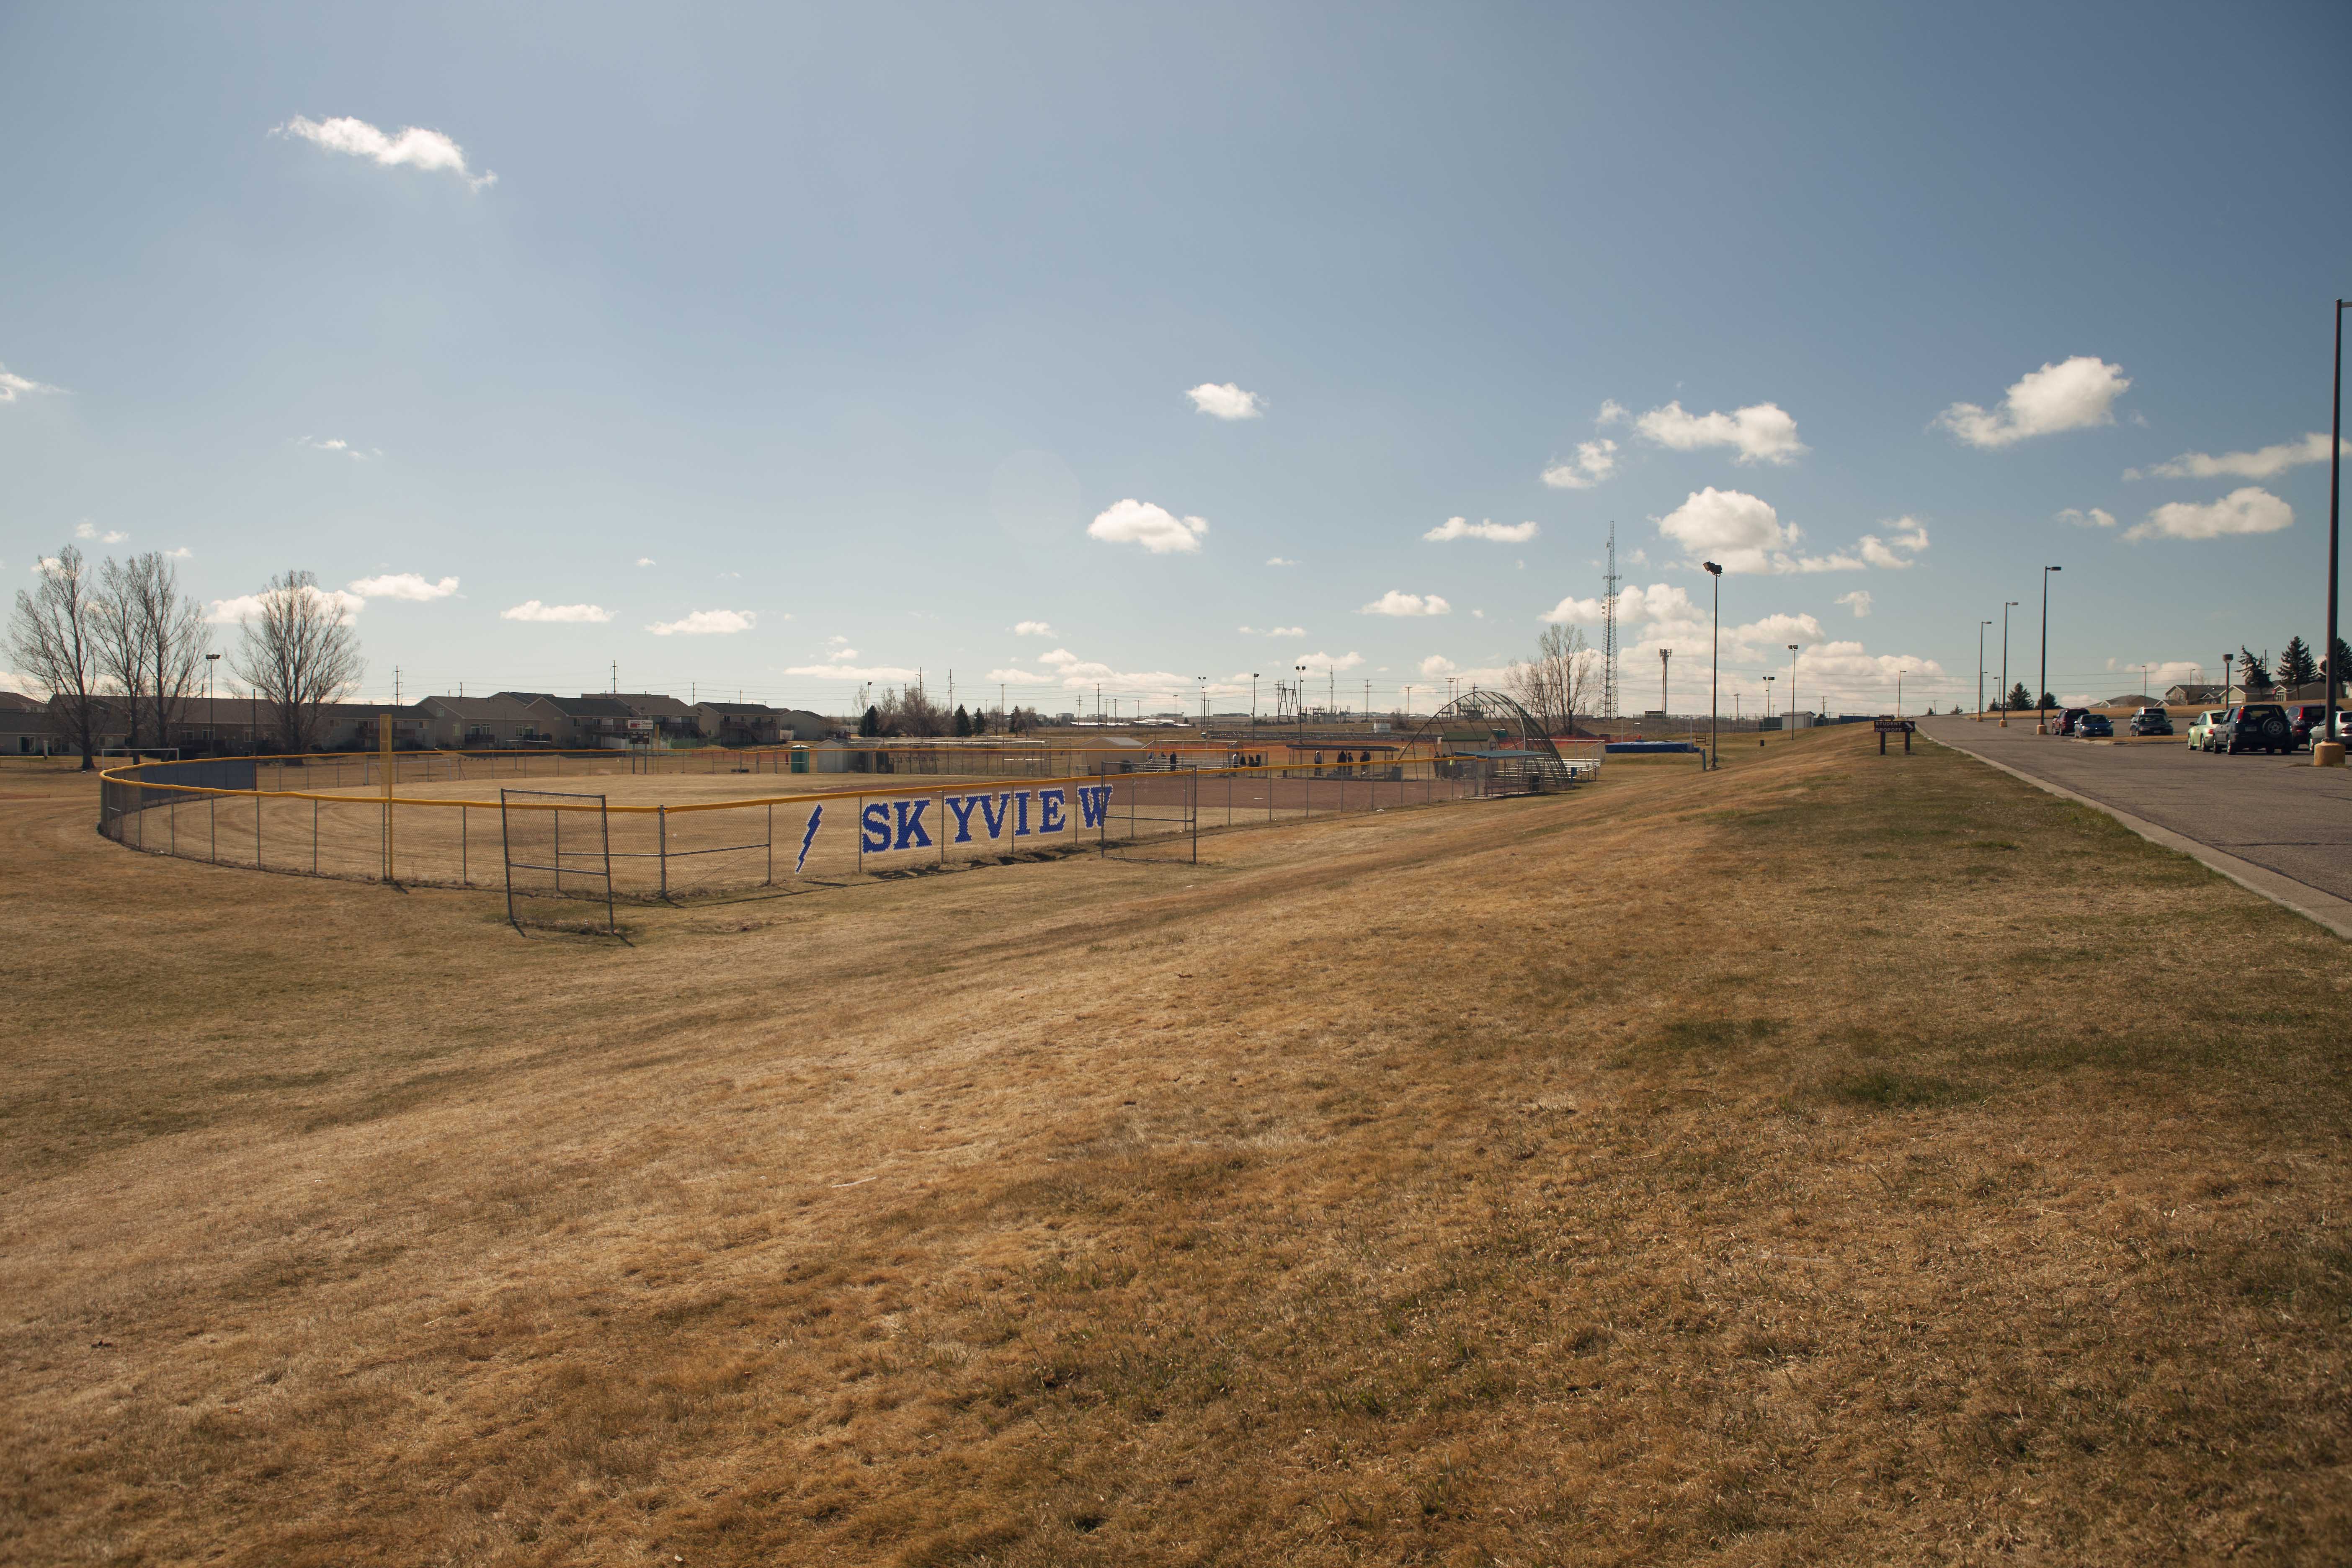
left=1659, top=648, right=1672, bottom=716
left=1196, top=676, right=1207, bottom=726
left=2037, top=565, right=2062, bottom=733
left=1787, top=643, right=1800, bottom=730
left=1977, top=620, right=1991, bottom=719
left=1250, top=673, right=1259, bottom=729
left=204, top=652, right=220, bottom=752
left=1999, top=601, right=2019, bottom=727
left=1897, top=668, right=1907, bottom=717
left=1761, top=673, right=1775, bottom=732
left=2323, top=298, right=2349, bottom=761
left=1704, top=562, right=1722, bottom=769
left=1295, top=663, right=1307, bottom=751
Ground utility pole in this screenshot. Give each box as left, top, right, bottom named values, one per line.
left=1296, top=663, right=1307, bottom=750
left=394, top=665, right=401, bottom=706
left=1601, top=523, right=1620, bottom=721
left=1659, top=648, right=1672, bottom=715
left=1250, top=674, right=1259, bottom=727
left=1787, top=644, right=1800, bottom=730
left=2326, top=298, right=2348, bottom=757
left=1196, top=676, right=1207, bottom=724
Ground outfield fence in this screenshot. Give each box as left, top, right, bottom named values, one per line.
left=97, top=743, right=1599, bottom=905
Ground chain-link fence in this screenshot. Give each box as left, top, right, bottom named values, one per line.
left=98, top=748, right=1589, bottom=904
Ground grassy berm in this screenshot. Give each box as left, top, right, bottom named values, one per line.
left=4, top=727, right=2347, bottom=1565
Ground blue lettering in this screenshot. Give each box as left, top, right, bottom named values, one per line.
left=1011, top=789, right=1032, bottom=837
left=976, top=792, right=1010, bottom=840
left=860, top=801, right=891, bottom=853
left=1077, top=784, right=1113, bottom=829
left=893, top=798, right=933, bottom=850
left=944, top=793, right=981, bottom=843
left=1038, top=787, right=1066, bottom=834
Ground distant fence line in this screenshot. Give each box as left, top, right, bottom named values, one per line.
left=96, top=744, right=1600, bottom=904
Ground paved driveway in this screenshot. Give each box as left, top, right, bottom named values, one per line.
left=1922, top=718, right=2352, bottom=903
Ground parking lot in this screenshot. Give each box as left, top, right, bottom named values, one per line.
left=1923, top=717, right=2352, bottom=905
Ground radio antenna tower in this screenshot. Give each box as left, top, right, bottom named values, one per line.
left=1600, top=522, right=1621, bottom=721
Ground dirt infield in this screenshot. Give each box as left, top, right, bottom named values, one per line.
left=6, top=727, right=2348, bottom=1564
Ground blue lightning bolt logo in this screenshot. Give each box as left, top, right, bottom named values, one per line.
left=794, top=805, right=823, bottom=874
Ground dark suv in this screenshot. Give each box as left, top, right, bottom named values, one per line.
left=2222, top=703, right=2293, bottom=754
left=2129, top=706, right=2174, bottom=736
left=2288, top=704, right=2332, bottom=749
left=2050, top=707, right=2091, bottom=736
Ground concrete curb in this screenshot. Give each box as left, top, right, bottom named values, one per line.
left=1922, top=727, right=2352, bottom=942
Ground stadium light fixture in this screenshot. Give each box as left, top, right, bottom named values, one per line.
left=2326, top=298, right=2348, bottom=756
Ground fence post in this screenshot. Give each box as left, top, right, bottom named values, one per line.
left=659, top=805, right=669, bottom=899
left=210, top=795, right=217, bottom=863
left=462, top=804, right=469, bottom=886
left=313, top=798, right=319, bottom=874
left=1191, top=767, right=1199, bottom=864
left=766, top=801, right=774, bottom=886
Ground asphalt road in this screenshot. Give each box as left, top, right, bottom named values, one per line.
left=1922, top=717, right=2352, bottom=904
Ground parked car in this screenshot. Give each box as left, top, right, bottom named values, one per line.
left=2075, top=713, right=2114, bottom=738
left=2288, top=704, right=2333, bottom=749
left=2129, top=706, right=2174, bottom=736
left=2220, top=703, right=2294, bottom=755
left=2188, top=710, right=2223, bottom=750
left=2050, top=707, right=2091, bottom=736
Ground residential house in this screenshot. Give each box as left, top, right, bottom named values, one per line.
left=692, top=700, right=781, bottom=745
left=612, top=692, right=701, bottom=742
left=414, top=694, right=552, bottom=749
left=522, top=694, right=647, bottom=748
left=2165, top=683, right=2227, bottom=705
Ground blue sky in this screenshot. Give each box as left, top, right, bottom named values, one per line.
left=5, top=2, right=2348, bottom=717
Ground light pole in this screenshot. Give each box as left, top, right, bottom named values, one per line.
left=2323, top=298, right=2349, bottom=761
left=204, top=652, right=220, bottom=752
left=1977, top=621, right=1991, bottom=719
left=1659, top=648, right=1672, bottom=716
left=1196, top=676, right=1207, bottom=726
left=1250, top=674, right=1259, bottom=729
left=1295, top=663, right=1307, bottom=751
left=1896, top=668, right=1906, bottom=717
left=1761, top=673, right=1775, bottom=733
left=1999, top=601, right=2019, bottom=727
left=2037, top=565, right=2062, bottom=732
left=1705, top=561, right=1722, bottom=769
left=1787, top=643, right=1800, bottom=730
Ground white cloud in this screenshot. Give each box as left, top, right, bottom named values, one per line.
left=785, top=663, right=921, bottom=682
left=1186, top=382, right=1264, bottom=420
left=1266, top=625, right=1305, bottom=638
left=349, top=572, right=458, bottom=601
left=1424, top=516, right=1539, bottom=543
left=1012, top=620, right=1055, bottom=636
left=1835, top=590, right=1872, bottom=618
left=635, top=556, right=656, bottom=567
left=208, top=585, right=365, bottom=625
left=1855, top=519, right=1930, bottom=568
left=827, top=647, right=860, bottom=661
left=2057, top=507, right=2117, bottom=529
left=0, top=364, right=63, bottom=403
left=273, top=115, right=496, bottom=191
left=1630, top=400, right=1807, bottom=465
left=1936, top=356, right=2130, bottom=449
left=1541, top=439, right=1619, bottom=490
left=1415, top=654, right=1514, bottom=688
left=1540, top=595, right=1606, bottom=625
left=73, top=522, right=128, bottom=544
left=2123, top=487, right=2293, bottom=543
left=1289, top=650, right=1366, bottom=673
left=298, top=435, right=379, bottom=460
left=1361, top=591, right=1452, bottom=617
left=1089, top=499, right=1207, bottom=554
left=500, top=600, right=612, bottom=624
left=2125, top=432, right=2344, bottom=481
left=993, top=646, right=1252, bottom=697
left=165, top=547, right=192, bottom=559
left=646, top=608, right=757, bottom=636
left=1266, top=556, right=1298, bottom=567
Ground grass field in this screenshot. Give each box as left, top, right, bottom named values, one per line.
left=6, top=726, right=2348, bottom=1564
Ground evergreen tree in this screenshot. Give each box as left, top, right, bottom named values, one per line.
left=953, top=704, right=971, bottom=736
left=971, top=705, right=988, bottom=735
left=2240, top=646, right=2274, bottom=693
left=2006, top=682, right=2032, bottom=711
left=859, top=705, right=879, bottom=738
left=2037, top=691, right=2056, bottom=709
left=2280, top=636, right=2320, bottom=689
left=2331, top=637, right=2352, bottom=691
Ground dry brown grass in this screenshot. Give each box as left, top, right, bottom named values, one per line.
left=4, top=727, right=2348, bottom=1565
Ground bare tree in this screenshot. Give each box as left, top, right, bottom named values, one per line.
left=121, top=553, right=209, bottom=747
left=1506, top=624, right=1597, bottom=735
left=93, top=557, right=158, bottom=748
left=231, top=570, right=364, bottom=752
left=875, top=681, right=947, bottom=737
left=8, top=546, right=107, bottom=768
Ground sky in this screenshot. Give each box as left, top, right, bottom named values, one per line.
left=4, top=2, right=2349, bottom=718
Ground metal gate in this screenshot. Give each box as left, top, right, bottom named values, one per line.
left=500, top=788, right=618, bottom=934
